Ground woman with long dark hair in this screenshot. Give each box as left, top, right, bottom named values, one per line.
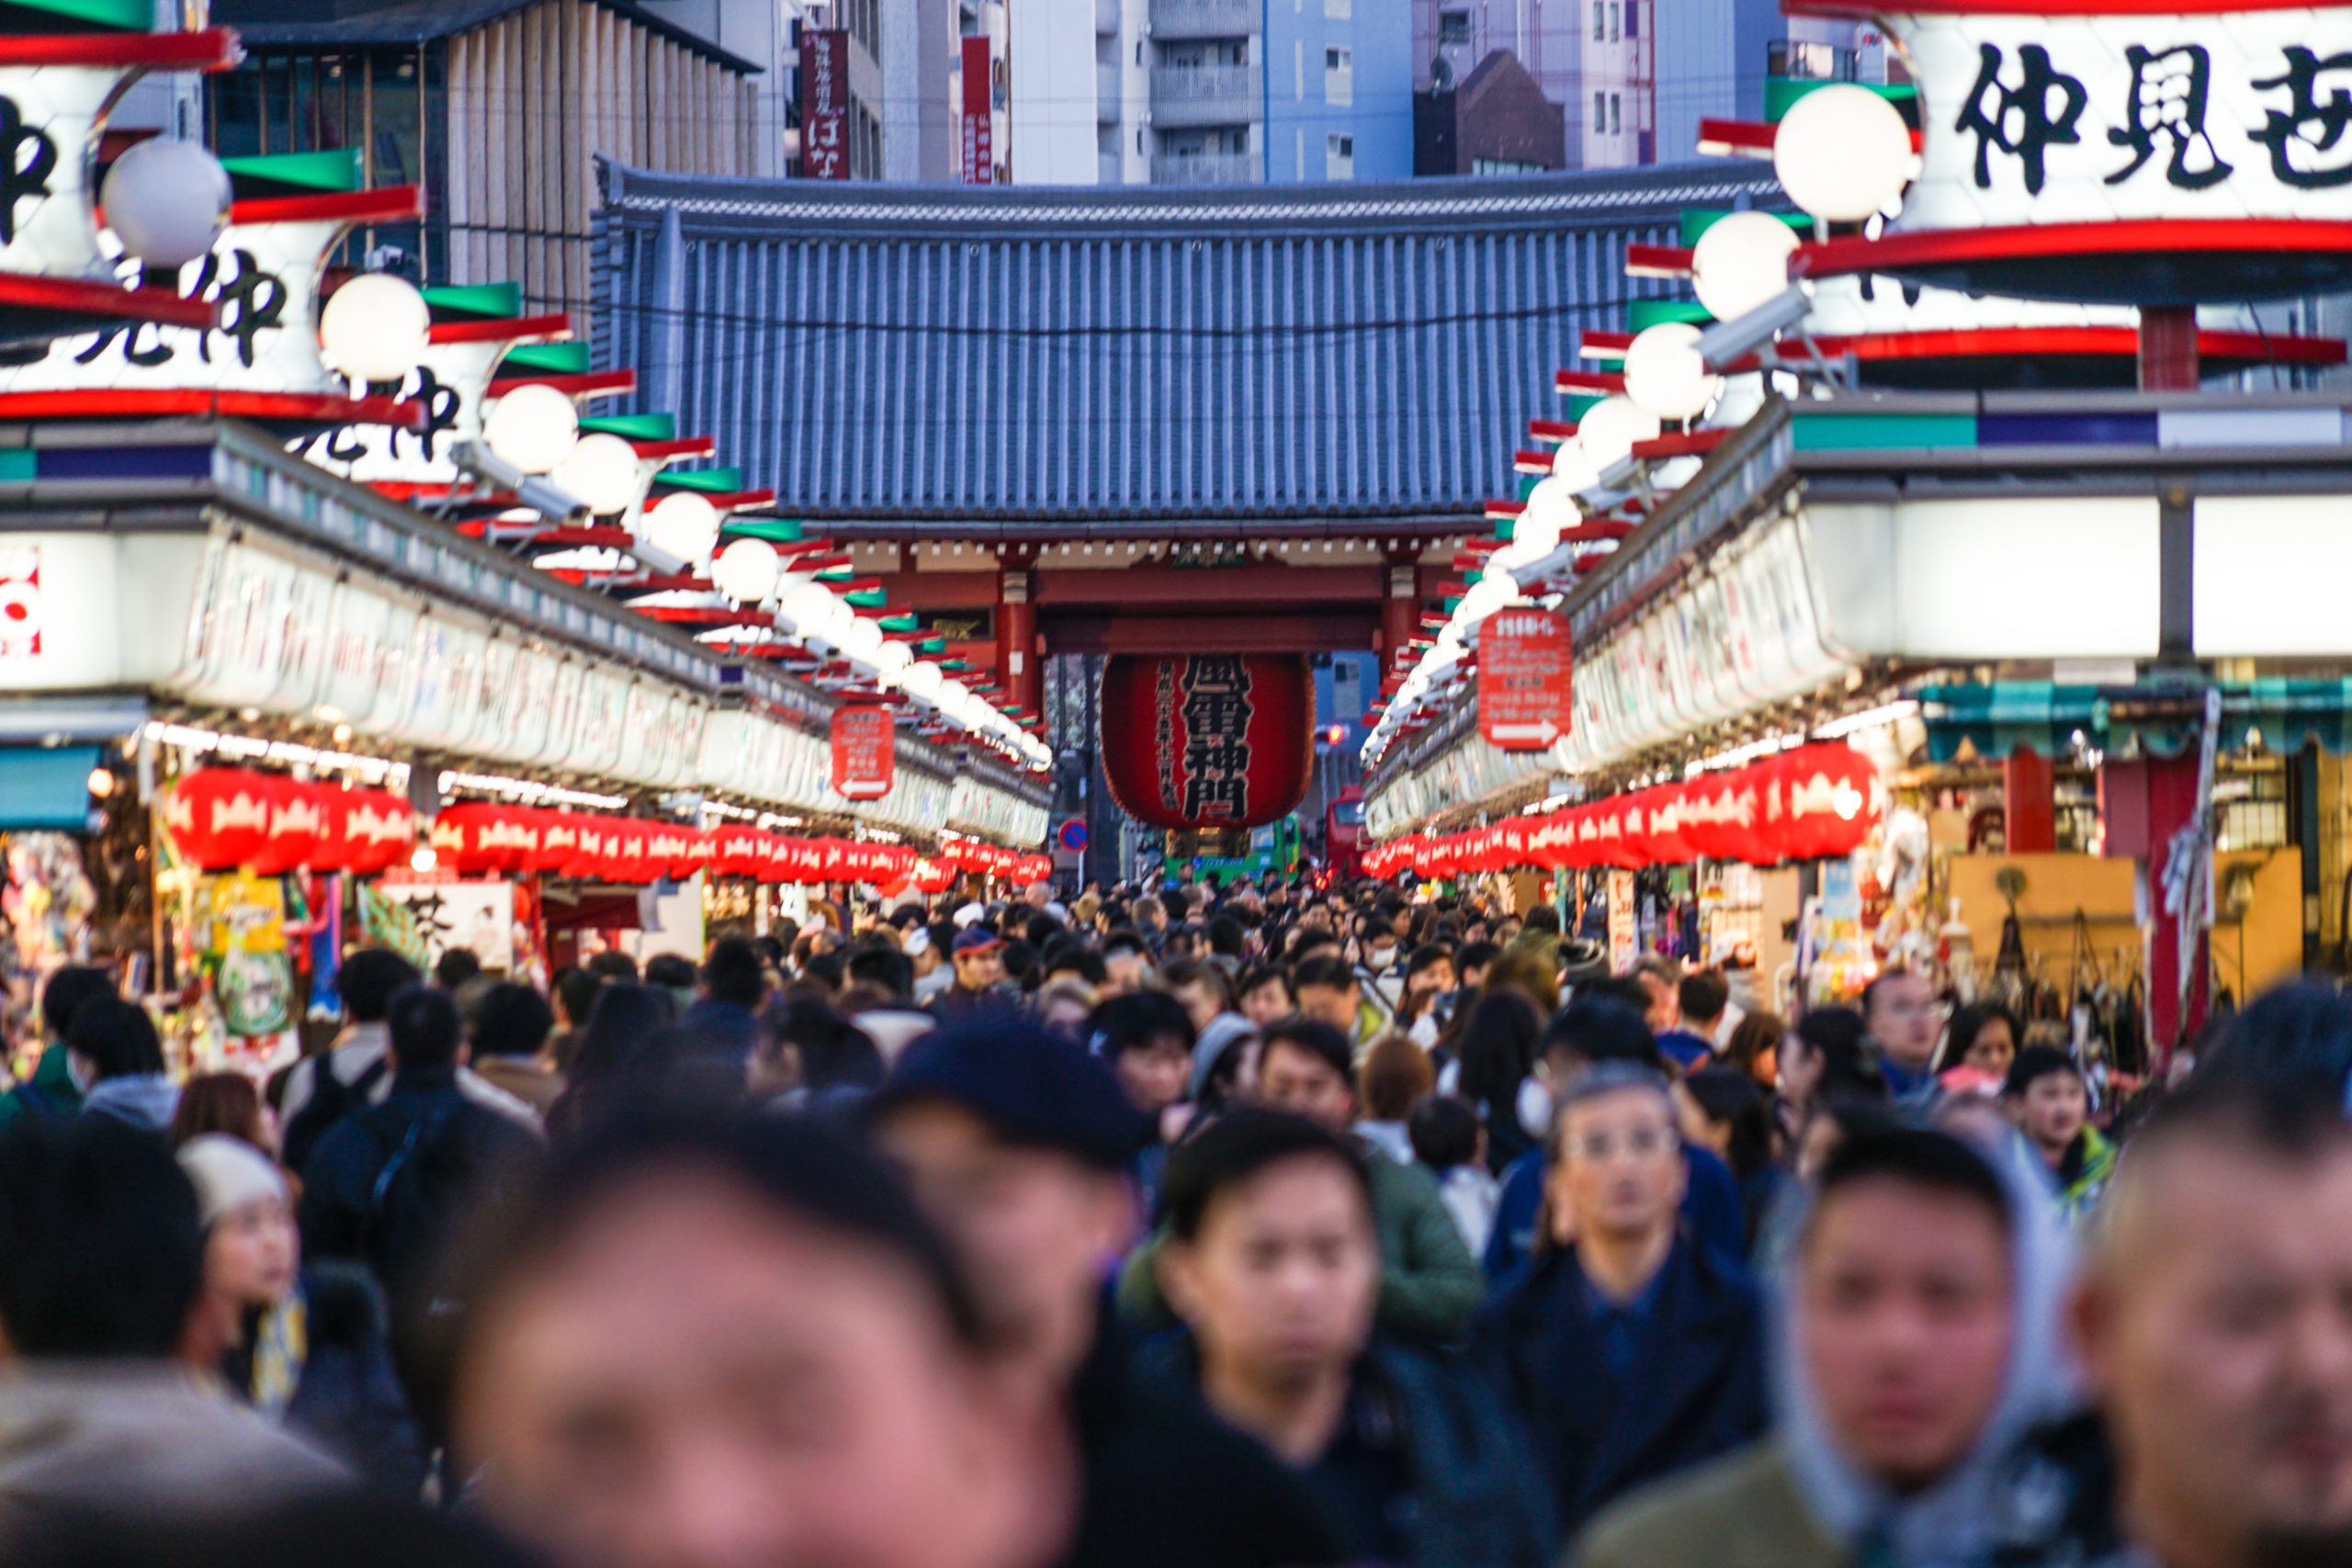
left=1453, top=987, right=1547, bottom=1175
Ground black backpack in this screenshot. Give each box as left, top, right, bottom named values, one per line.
left=280, top=1052, right=389, bottom=1177
left=356, top=1100, right=477, bottom=1307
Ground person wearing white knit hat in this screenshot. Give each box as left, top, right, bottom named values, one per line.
left=175, top=1134, right=427, bottom=1497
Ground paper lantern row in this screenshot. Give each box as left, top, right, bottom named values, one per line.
left=163, top=770, right=1046, bottom=887
left=1363, top=743, right=1883, bottom=878
left=165, top=771, right=416, bottom=874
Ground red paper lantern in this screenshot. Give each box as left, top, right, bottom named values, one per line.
left=246, top=777, right=326, bottom=875
left=1637, top=785, right=1695, bottom=864
left=913, top=857, right=956, bottom=894
left=563, top=818, right=613, bottom=881
left=340, top=791, right=416, bottom=874
left=1098, top=654, right=1315, bottom=830
left=531, top=812, right=579, bottom=874
left=164, top=770, right=276, bottom=871
left=1588, top=796, right=1648, bottom=869
left=1775, top=743, right=1883, bottom=860
left=308, top=786, right=355, bottom=873
left=435, top=804, right=519, bottom=875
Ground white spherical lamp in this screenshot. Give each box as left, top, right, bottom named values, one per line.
left=711, top=537, right=782, bottom=603
left=319, top=272, right=432, bottom=384
left=1515, top=477, right=1572, bottom=555
left=1552, top=439, right=1605, bottom=496
left=1575, top=396, right=1663, bottom=473
left=841, top=617, right=885, bottom=661
left=1691, top=211, right=1802, bottom=321
left=1774, top=85, right=1913, bottom=223
left=1623, top=322, right=1721, bottom=422
left=101, top=138, right=232, bottom=270
left=549, top=433, right=641, bottom=515
left=901, top=661, right=944, bottom=701
left=645, top=491, right=721, bottom=564
left=778, top=581, right=840, bottom=635
left=483, top=383, right=580, bottom=475
left=873, top=640, right=913, bottom=676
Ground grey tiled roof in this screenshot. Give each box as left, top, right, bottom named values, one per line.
left=592, top=160, right=1781, bottom=528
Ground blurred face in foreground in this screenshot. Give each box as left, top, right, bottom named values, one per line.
left=1551, top=1085, right=1686, bottom=1247
left=1294, top=982, right=1356, bottom=1035
left=1162, top=1154, right=1378, bottom=1400
left=1257, top=1040, right=1355, bottom=1134
left=874, top=1099, right=1134, bottom=1384
left=458, top=1168, right=1053, bottom=1568
left=2073, top=1136, right=2352, bottom=1568
left=1799, top=1179, right=2014, bottom=1494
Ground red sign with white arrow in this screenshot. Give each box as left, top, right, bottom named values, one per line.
left=1478, top=607, right=1571, bottom=750
left=830, top=705, right=897, bottom=800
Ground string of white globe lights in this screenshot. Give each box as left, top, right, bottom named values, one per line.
left=1361, top=83, right=1916, bottom=772
left=288, top=242, right=1049, bottom=772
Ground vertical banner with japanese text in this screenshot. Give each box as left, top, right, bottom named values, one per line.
left=801, top=28, right=850, bottom=180
left=961, top=35, right=995, bottom=184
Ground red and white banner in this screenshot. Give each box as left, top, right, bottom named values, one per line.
left=831, top=704, right=897, bottom=800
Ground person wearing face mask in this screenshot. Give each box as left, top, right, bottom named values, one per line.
left=177, top=1135, right=426, bottom=1497
left=1354, top=926, right=1407, bottom=1018
left=1568, top=1125, right=2074, bottom=1568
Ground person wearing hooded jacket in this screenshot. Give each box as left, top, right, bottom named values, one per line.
left=1568, top=1123, right=2077, bottom=1568
left=176, top=1134, right=426, bottom=1498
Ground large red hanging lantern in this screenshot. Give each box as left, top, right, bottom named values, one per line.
left=1775, top=743, right=1884, bottom=860
left=1098, top=653, right=1315, bottom=830
left=1588, top=795, right=1648, bottom=869
left=164, top=769, right=276, bottom=871
left=913, top=856, right=956, bottom=894
left=434, top=804, right=512, bottom=875
left=563, top=818, right=613, bottom=881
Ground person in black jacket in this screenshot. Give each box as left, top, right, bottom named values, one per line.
left=1148, top=1110, right=1555, bottom=1568
left=298, top=984, right=541, bottom=1456
left=178, top=1134, right=425, bottom=1497
left=1476, top=1062, right=1769, bottom=1541
left=867, top=1012, right=1343, bottom=1568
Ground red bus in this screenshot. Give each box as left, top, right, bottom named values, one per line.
left=1326, top=786, right=1366, bottom=880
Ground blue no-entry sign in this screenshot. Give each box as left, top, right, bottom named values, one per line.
left=1057, top=819, right=1090, bottom=852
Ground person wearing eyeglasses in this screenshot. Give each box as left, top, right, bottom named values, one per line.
left=1476, top=1061, right=1770, bottom=1542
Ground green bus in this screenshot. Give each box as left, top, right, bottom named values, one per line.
left=1163, top=814, right=1303, bottom=886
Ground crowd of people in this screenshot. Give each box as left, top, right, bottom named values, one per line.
left=4, top=871, right=2352, bottom=1568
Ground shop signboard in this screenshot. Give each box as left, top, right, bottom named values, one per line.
left=1607, top=868, right=1638, bottom=974
left=961, top=36, right=995, bottom=185
left=0, top=541, right=42, bottom=660
left=801, top=28, right=851, bottom=179
left=831, top=704, right=897, bottom=800
left=1477, top=607, right=1572, bottom=750
left=1883, top=8, right=2352, bottom=233
left=366, top=875, right=517, bottom=972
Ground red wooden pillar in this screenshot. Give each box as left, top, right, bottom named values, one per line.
left=997, top=552, right=1040, bottom=718
left=2139, top=305, right=2199, bottom=391
left=2004, top=746, right=2056, bottom=853
left=2101, top=753, right=2211, bottom=1066
left=1381, top=558, right=1419, bottom=692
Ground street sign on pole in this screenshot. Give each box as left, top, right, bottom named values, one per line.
left=1478, top=607, right=1571, bottom=750
left=1057, top=818, right=1090, bottom=853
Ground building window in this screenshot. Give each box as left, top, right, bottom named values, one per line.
left=1326, top=131, right=1354, bottom=178
left=1624, top=2, right=1639, bottom=38
left=1439, top=7, right=1471, bottom=41
left=1472, top=156, right=1547, bottom=174
left=1609, top=92, right=1621, bottom=134
left=1608, top=3, right=1620, bottom=38
left=1592, top=2, right=1604, bottom=39
left=1325, top=0, right=1350, bottom=16
left=1324, top=46, right=1352, bottom=105
left=1593, top=90, right=1605, bottom=132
